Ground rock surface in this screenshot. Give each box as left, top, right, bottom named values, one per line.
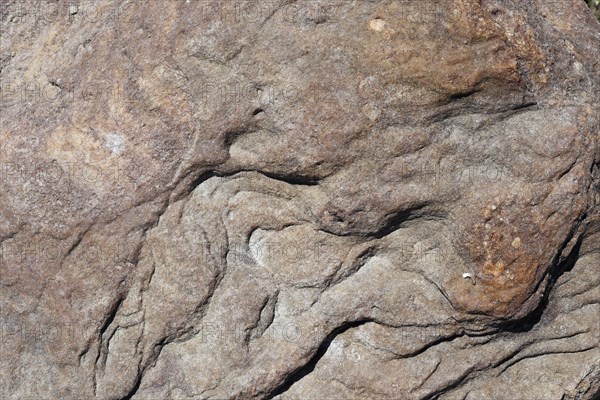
left=0, top=1, right=599, bottom=399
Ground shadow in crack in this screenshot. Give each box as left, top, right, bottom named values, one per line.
left=501, top=236, right=583, bottom=333
left=268, top=319, right=374, bottom=398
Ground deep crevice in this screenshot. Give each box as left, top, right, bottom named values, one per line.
left=253, top=170, right=321, bottom=186
left=267, top=319, right=374, bottom=398
left=510, top=101, right=538, bottom=111
left=499, top=343, right=595, bottom=374
left=449, top=89, right=480, bottom=100
left=370, top=204, right=430, bottom=239
left=119, top=370, right=143, bottom=400
left=499, top=234, right=583, bottom=333
left=99, top=296, right=124, bottom=341
left=224, top=126, right=255, bottom=147
left=119, top=337, right=170, bottom=400
left=315, top=204, right=435, bottom=240
left=188, top=170, right=217, bottom=193
left=184, top=168, right=321, bottom=196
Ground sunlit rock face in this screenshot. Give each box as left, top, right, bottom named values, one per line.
left=0, top=1, right=598, bottom=399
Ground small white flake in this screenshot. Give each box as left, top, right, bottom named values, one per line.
left=105, top=133, right=125, bottom=156
left=369, top=18, right=386, bottom=32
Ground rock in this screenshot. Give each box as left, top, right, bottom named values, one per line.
left=0, top=1, right=598, bottom=399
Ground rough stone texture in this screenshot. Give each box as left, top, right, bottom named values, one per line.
left=0, top=1, right=599, bottom=399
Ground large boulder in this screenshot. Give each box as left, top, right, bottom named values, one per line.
left=1, top=1, right=598, bottom=399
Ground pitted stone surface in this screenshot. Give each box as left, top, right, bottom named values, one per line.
left=0, top=1, right=599, bottom=399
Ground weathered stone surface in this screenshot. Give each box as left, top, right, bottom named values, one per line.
left=0, top=1, right=598, bottom=399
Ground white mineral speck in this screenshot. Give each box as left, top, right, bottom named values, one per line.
left=105, top=133, right=125, bottom=156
